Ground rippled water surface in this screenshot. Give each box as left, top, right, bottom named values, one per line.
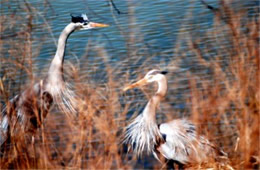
left=1, top=0, right=258, bottom=136
left=32, top=0, right=217, bottom=68
left=1, top=0, right=258, bottom=128
left=2, top=0, right=257, bottom=85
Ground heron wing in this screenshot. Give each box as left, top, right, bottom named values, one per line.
left=0, top=82, right=53, bottom=148
left=0, top=94, right=20, bottom=147
left=158, top=119, right=212, bottom=164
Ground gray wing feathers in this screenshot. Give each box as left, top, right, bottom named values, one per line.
left=159, top=119, right=214, bottom=164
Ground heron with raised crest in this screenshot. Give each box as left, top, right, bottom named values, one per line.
left=0, top=14, right=109, bottom=153
left=123, top=69, right=226, bottom=168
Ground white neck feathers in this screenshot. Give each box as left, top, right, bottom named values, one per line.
left=47, top=23, right=76, bottom=85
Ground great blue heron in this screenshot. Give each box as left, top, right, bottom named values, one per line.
left=0, top=14, right=108, bottom=153
left=123, top=69, right=225, bottom=168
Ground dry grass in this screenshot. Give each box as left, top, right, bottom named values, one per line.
left=0, top=0, right=259, bottom=169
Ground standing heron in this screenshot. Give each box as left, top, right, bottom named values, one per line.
left=123, top=69, right=225, bottom=168
left=0, top=14, right=108, bottom=153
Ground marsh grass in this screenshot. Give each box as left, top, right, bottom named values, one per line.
left=0, top=0, right=259, bottom=169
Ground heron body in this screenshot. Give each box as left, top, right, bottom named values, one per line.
left=123, top=70, right=219, bottom=166
left=0, top=14, right=108, bottom=152
left=0, top=81, right=53, bottom=148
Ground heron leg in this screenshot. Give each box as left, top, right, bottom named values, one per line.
left=166, top=159, right=184, bottom=170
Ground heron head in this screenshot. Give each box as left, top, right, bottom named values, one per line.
left=123, top=69, right=168, bottom=91
left=71, top=13, right=109, bottom=30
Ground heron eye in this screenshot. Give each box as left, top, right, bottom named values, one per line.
left=83, top=21, right=89, bottom=25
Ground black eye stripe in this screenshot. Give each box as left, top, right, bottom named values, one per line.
left=71, top=14, right=89, bottom=23
left=71, top=17, right=89, bottom=23
left=148, top=70, right=168, bottom=76
left=161, top=71, right=168, bottom=75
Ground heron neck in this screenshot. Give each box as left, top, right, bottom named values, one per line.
left=48, top=23, right=75, bottom=83
left=143, top=76, right=167, bottom=120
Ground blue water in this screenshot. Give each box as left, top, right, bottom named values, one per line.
left=31, top=0, right=216, bottom=67
left=1, top=0, right=258, bottom=125
left=1, top=0, right=258, bottom=117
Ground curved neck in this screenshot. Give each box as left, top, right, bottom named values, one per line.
left=143, top=76, right=167, bottom=120
left=47, top=23, right=76, bottom=83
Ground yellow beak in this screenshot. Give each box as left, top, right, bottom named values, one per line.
left=123, top=78, right=148, bottom=92
left=89, top=22, right=109, bottom=28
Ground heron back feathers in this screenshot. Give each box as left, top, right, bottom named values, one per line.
left=158, top=119, right=215, bottom=164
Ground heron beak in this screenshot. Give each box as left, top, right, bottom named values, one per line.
left=89, top=22, right=109, bottom=28
left=123, top=78, right=148, bottom=92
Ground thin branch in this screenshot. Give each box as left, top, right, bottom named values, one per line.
left=200, top=0, right=218, bottom=13
left=108, top=0, right=127, bottom=15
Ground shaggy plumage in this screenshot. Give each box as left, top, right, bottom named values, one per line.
left=124, top=113, right=162, bottom=156
left=0, top=14, right=108, bottom=153
left=123, top=69, right=225, bottom=166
